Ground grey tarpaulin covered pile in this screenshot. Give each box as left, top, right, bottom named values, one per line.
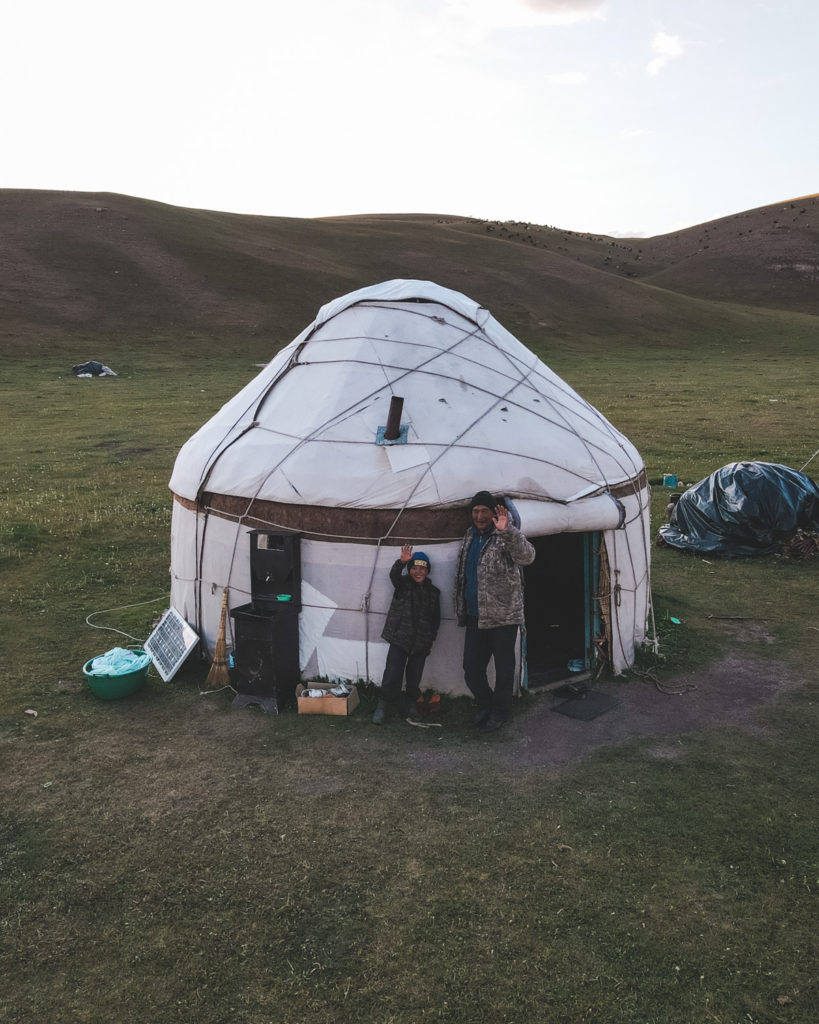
left=659, top=461, right=819, bottom=557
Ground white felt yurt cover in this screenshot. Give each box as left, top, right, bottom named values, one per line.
left=169, top=279, right=651, bottom=687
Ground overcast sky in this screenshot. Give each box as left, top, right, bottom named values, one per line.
left=3, top=0, right=816, bottom=236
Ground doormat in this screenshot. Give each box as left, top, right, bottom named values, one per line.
left=552, top=690, right=619, bottom=721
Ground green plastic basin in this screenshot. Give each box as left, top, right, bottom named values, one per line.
left=82, top=651, right=150, bottom=700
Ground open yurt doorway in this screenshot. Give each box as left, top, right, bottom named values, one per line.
left=523, top=532, right=601, bottom=688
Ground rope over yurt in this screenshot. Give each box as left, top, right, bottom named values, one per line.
left=169, top=279, right=652, bottom=693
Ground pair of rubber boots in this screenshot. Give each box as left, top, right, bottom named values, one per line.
left=372, top=696, right=421, bottom=725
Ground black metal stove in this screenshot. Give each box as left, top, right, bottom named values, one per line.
left=230, top=530, right=301, bottom=712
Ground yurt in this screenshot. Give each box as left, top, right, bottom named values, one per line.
left=169, top=279, right=652, bottom=695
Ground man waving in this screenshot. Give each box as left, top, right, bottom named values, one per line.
left=453, top=491, right=535, bottom=732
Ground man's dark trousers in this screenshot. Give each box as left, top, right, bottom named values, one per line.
left=463, top=616, right=518, bottom=718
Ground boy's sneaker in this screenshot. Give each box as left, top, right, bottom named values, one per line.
left=372, top=700, right=388, bottom=724
left=472, top=707, right=491, bottom=728
left=405, top=705, right=424, bottom=726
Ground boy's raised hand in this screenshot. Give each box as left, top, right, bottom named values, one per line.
left=400, top=543, right=413, bottom=563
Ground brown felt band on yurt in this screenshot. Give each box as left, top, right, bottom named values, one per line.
left=173, top=467, right=646, bottom=545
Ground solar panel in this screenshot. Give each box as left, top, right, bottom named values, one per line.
left=145, top=607, right=199, bottom=682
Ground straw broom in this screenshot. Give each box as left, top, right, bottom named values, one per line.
left=205, top=589, right=231, bottom=687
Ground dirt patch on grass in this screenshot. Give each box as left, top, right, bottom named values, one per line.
left=91, top=440, right=155, bottom=458
left=711, top=618, right=777, bottom=644
left=489, top=651, right=804, bottom=770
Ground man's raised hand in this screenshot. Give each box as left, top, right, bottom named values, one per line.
left=493, top=505, right=509, bottom=531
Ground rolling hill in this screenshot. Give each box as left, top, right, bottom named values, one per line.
left=1, top=189, right=817, bottom=351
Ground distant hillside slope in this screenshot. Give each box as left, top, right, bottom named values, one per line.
left=441, top=195, right=819, bottom=315
left=580, top=197, right=818, bottom=313
left=1, top=189, right=816, bottom=349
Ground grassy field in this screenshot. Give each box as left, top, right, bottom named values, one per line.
left=1, top=315, right=818, bottom=1023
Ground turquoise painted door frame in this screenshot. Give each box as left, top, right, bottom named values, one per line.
left=583, top=531, right=602, bottom=670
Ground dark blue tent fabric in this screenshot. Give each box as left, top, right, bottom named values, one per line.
left=658, top=462, right=819, bottom=557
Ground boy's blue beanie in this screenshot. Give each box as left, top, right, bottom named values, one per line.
left=411, top=551, right=431, bottom=572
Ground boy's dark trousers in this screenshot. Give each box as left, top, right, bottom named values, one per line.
left=381, top=643, right=427, bottom=709
left=463, top=617, right=518, bottom=719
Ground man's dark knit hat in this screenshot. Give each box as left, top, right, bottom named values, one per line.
left=471, top=490, right=497, bottom=510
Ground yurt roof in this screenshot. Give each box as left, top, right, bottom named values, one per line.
left=169, top=280, right=644, bottom=510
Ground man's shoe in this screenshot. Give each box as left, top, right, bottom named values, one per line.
left=481, top=715, right=507, bottom=733
left=372, top=699, right=388, bottom=724
left=472, top=708, right=491, bottom=728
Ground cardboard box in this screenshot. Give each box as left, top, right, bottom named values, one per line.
left=296, top=682, right=360, bottom=716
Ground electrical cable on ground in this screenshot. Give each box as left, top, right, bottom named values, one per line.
left=629, top=664, right=697, bottom=695
left=85, top=594, right=170, bottom=643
